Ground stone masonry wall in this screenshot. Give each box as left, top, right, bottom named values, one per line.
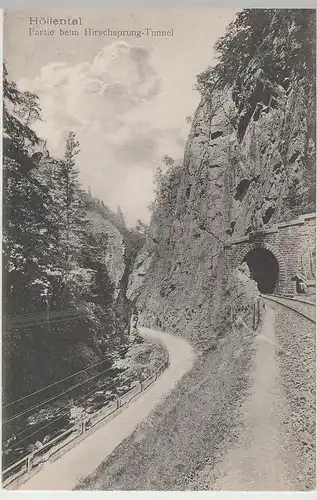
left=225, top=214, right=316, bottom=295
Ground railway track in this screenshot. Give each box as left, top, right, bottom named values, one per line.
left=262, top=294, right=316, bottom=324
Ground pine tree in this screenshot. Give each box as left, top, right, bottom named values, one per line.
left=3, top=65, right=57, bottom=316
left=134, top=219, right=148, bottom=237
left=58, top=131, right=85, bottom=263
left=14, top=90, right=42, bottom=128
left=3, top=66, right=134, bottom=407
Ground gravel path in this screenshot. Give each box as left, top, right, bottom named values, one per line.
left=209, top=304, right=294, bottom=490
left=81, top=299, right=315, bottom=491
left=76, top=321, right=255, bottom=490
left=209, top=299, right=315, bottom=491
left=18, top=328, right=194, bottom=491
left=20, top=298, right=314, bottom=491
left=272, top=300, right=316, bottom=490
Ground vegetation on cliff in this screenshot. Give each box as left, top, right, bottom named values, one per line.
left=197, top=9, right=316, bottom=216
left=150, top=155, right=183, bottom=217
left=152, top=10, right=316, bottom=228
left=197, top=9, right=315, bottom=103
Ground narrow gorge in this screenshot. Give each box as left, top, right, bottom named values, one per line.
left=78, top=9, right=316, bottom=491
left=3, top=8, right=316, bottom=492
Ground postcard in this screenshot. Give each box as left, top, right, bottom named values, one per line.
left=2, top=8, right=316, bottom=492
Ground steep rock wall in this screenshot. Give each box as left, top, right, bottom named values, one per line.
left=87, top=211, right=126, bottom=299
left=127, top=19, right=315, bottom=346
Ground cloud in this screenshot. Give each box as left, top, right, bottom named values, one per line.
left=18, top=41, right=190, bottom=225
left=114, top=131, right=158, bottom=165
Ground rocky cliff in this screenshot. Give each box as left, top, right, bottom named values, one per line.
left=127, top=10, right=316, bottom=346
left=86, top=211, right=126, bottom=300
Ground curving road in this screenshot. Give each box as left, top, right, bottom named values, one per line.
left=18, top=297, right=314, bottom=491
left=18, top=327, right=194, bottom=491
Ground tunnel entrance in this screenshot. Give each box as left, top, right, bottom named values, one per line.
left=243, top=248, right=279, bottom=293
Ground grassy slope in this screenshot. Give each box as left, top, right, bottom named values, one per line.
left=76, top=323, right=256, bottom=491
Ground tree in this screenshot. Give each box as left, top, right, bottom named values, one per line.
left=3, top=65, right=57, bottom=317
left=162, top=154, right=175, bottom=168
left=197, top=9, right=316, bottom=95
left=3, top=64, right=39, bottom=153
left=2, top=66, right=135, bottom=409
left=15, top=91, right=42, bottom=128
left=58, top=131, right=84, bottom=263
left=196, top=9, right=316, bottom=148
left=134, top=219, right=148, bottom=237
left=150, top=156, right=183, bottom=214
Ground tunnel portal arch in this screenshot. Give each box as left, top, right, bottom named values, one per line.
left=235, top=242, right=287, bottom=294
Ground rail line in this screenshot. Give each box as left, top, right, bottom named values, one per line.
left=261, top=294, right=316, bottom=324
left=272, top=295, right=315, bottom=306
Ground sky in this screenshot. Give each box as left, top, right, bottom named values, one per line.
left=4, top=9, right=238, bottom=226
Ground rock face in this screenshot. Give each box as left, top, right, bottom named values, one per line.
left=127, top=12, right=315, bottom=346
left=87, top=211, right=126, bottom=300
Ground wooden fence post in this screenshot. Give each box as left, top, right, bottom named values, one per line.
left=27, top=454, right=33, bottom=472
left=257, top=298, right=260, bottom=328
left=253, top=302, right=256, bottom=330
left=81, top=419, right=85, bottom=435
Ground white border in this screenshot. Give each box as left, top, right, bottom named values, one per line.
left=0, top=3, right=316, bottom=499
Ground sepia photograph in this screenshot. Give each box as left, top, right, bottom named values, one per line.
left=2, top=7, right=316, bottom=492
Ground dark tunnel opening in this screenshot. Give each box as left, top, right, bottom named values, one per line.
left=244, top=248, right=279, bottom=294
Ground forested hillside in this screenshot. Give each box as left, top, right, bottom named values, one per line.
left=2, top=66, right=145, bottom=405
